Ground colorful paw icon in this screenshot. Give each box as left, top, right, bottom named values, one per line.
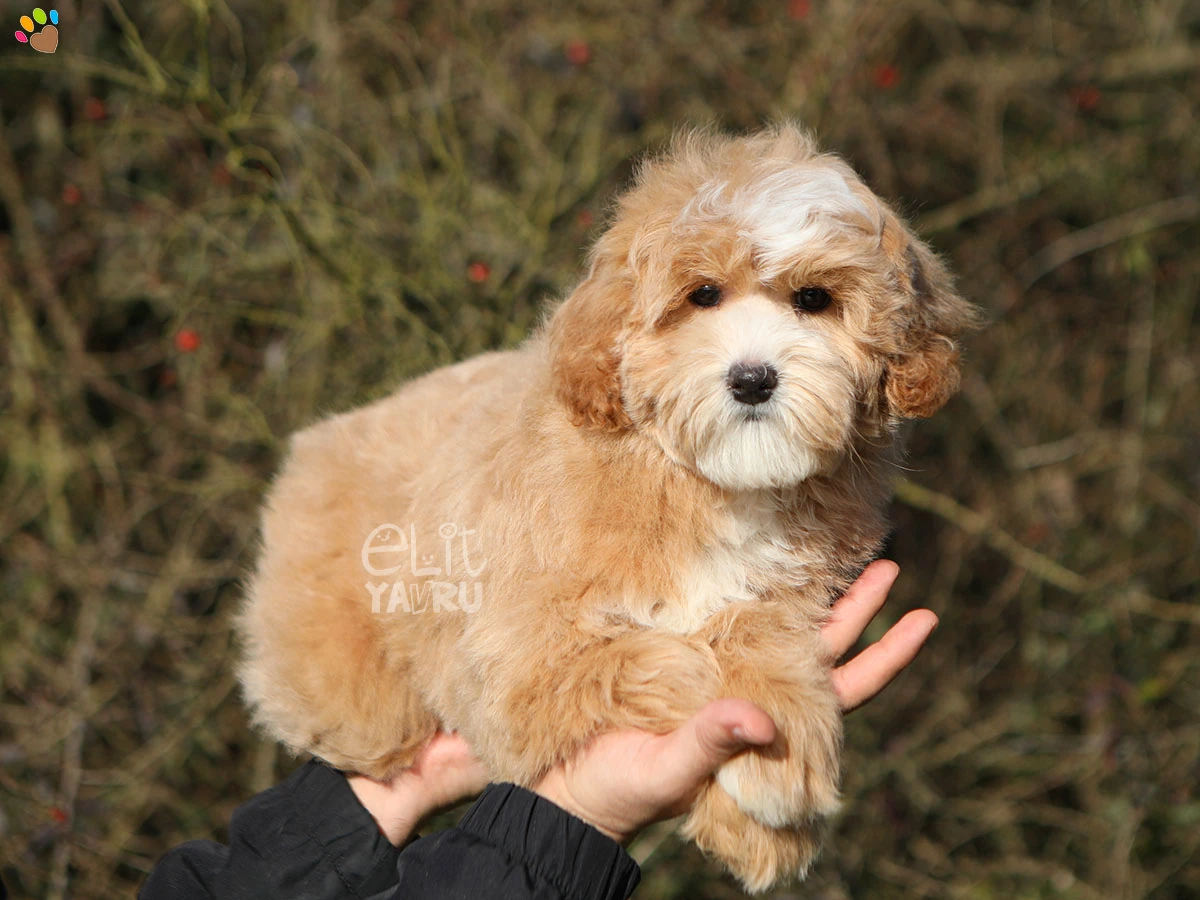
left=15, top=8, right=58, bottom=53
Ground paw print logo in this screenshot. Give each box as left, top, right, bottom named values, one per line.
left=14, top=8, right=58, bottom=53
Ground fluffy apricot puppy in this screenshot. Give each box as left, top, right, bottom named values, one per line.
left=237, top=124, right=979, bottom=892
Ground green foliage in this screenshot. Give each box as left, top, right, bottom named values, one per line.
left=1, top=1, right=1197, bottom=897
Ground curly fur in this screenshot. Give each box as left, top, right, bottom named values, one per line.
left=237, top=123, right=979, bottom=892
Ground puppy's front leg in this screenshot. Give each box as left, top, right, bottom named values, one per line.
left=470, top=624, right=722, bottom=786
left=683, top=603, right=842, bottom=891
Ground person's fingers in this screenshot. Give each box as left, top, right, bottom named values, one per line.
left=418, top=730, right=477, bottom=768
left=641, top=699, right=776, bottom=793
left=831, top=609, right=937, bottom=711
left=409, top=730, right=489, bottom=806
left=821, top=560, right=901, bottom=660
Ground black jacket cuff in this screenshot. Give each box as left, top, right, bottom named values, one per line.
left=263, top=760, right=400, bottom=899
left=457, top=783, right=641, bottom=900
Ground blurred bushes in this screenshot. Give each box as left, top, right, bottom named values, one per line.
left=1, top=1, right=1198, bottom=897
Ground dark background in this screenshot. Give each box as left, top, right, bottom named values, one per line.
left=1, top=1, right=1198, bottom=897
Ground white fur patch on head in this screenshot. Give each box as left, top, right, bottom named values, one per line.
left=675, top=163, right=877, bottom=282
left=732, top=168, right=874, bottom=279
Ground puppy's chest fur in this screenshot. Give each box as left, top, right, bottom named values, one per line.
left=627, top=499, right=825, bottom=634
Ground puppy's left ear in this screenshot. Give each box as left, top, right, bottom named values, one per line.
left=546, top=260, right=632, bottom=431
left=884, top=228, right=982, bottom=419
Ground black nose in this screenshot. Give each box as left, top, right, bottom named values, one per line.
left=727, top=362, right=778, bottom=406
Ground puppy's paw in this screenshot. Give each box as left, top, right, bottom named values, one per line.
left=716, top=743, right=840, bottom=828
left=609, top=632, right=721, bottom=729
left=714, top=696, right=843, bottom=828
left=683, top=779, right=825, bottom=893
left=484, top=630, right=720, bottom=783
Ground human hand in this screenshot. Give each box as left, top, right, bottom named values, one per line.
left=534, top=560, right=935, bottom=844
left=823, top=560, right=938, bottom=711
left=347, top=730, right=489, bottom=846
left=347, top=561, right=933, bottom=846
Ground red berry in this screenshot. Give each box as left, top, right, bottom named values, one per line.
left=62, top=184, right=82, bottom=206
left=84, top=98, right=107, bottom=122
left=174, top=329, right=202, bottom=353
left=467, top=262, right=491, bottom=283
left=1070, top=85, right=1101, bottom=112
left=565, top=39, right=590, bottom=66
left=788, top=0, right=811, bottom=20
left=1023, top=522, right=1050, bottom=544
left=49, top=807, right=69, bottom=824
left=872, top=64, right=899, bottom=90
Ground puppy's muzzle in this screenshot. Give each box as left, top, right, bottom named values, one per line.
left=727, top=362, right=778, bottom=406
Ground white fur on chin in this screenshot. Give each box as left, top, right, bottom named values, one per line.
left=634, top=296, right=858, bottom=491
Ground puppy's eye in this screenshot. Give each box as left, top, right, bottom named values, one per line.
left=793, top=287, right=832, bottom=312
left=688, top=285, right=723, bottom=308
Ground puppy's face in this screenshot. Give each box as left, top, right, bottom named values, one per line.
left=549, top=126, right=979, bottom=491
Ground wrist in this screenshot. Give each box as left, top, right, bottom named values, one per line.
left=346, top=773, right=427, bottom=847
left=533, top=771, right=635, bottom=846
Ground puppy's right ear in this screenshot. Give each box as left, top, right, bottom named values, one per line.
left=547, top=261, right=632, bottom=431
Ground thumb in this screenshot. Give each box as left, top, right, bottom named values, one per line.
left=652, top=699, right=776, bottom=788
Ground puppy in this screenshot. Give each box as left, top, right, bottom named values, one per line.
left=237, top=124, right=978, bottom=891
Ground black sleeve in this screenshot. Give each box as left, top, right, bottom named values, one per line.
left=395, top=783, right=641, bottom=900
left=139, top=762, right=641, bottom=900
left=139, top=761, right=402, bottom=900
